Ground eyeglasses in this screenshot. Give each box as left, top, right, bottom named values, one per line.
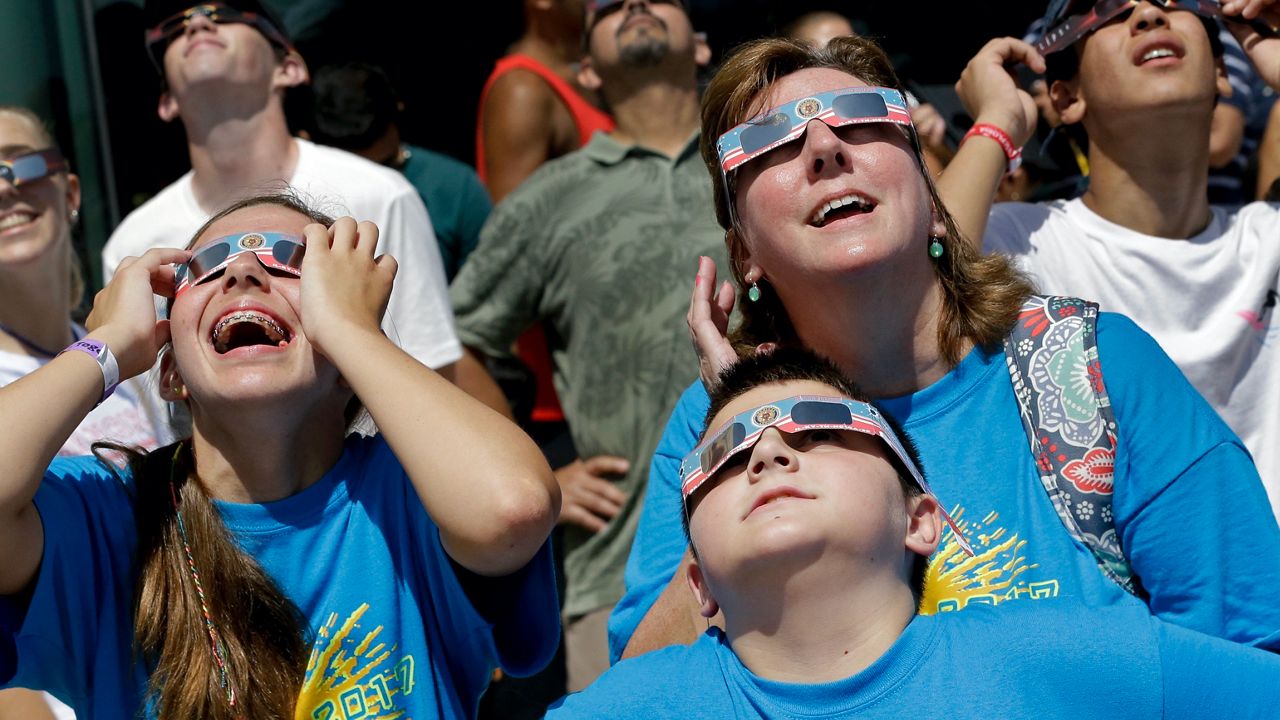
left=145, top=3, right=293, bottom=69
left=0, top=149, right=67, bottom=187
left=715, top=86, right=916, bottom=225
left=174, top=232, right=306, bottom=296
left=1036, top=0, right=1278, bottom=55
left=681, top=394, right=973, bottom=555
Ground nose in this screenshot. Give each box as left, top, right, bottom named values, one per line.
left=219, top=252, right=271, bottom=293
left=184, top=11, right=218, bottom=38
left=746, top=427, right=800, bottom=481
left=801, top=120, right=852, bottom=179
left=1129, top=1, right=1171, bottom=33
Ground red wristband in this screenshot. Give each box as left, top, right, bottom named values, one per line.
left=963, top=123, right=1022, bottom=174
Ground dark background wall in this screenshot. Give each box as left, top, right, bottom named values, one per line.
left=92, top=0, right=1046, bottom=217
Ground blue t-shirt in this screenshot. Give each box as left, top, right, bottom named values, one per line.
left=561, top=603, right=1280, bottom=719
left=0, top=434, right=559, bottom=719
left=609, top=313, right=1280, bottom=662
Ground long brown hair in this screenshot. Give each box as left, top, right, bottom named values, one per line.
left=699, top=37, right=1034, bottom=364
left=117, top=193, right=337, bottom=719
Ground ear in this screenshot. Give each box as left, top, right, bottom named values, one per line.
left=928, top=203, right=946, bottom=239
left=578, top=54, right=602, bottom=92
left=1049, top=77, right=1086, bottom=126
left=693, top=31, right=711, bottom=67
left=274, top=51, right=309, bottom=90
left=158, top=348, right=187, bottom=402
left=65, top=173, right=81, bottom=218
left=903, top=493, right=942, bottom=558
left=157, top=91, right=180, bottom=123
left=726, top=227, right=765, bottom=283
left=687, top=555, right=721, bottom=619
left=1214, top=56, right=1232, bottom=101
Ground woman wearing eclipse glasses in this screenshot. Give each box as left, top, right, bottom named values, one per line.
left=0, top=193, right=561, bottom=719
left=0, top=106, right=180, bottom=720
left=610, top=34, right=1280, bottom=661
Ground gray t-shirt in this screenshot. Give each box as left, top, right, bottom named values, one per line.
left=450, top=132, right=729, bottom=617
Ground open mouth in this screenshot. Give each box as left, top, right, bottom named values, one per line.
left=211, top=310, right=291, bottom=354
left=747, top=486, right=816, bottom=517
left=810, top=193, right=876, bottom=227
left=0, top=211, right=38, bottom=232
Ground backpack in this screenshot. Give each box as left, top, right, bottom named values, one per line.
left=1002, top=295, right=1143, bottom=597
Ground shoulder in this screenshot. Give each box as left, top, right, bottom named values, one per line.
left=485, top=67, right=558, bottom=111
left=546, top=637, right=721, bottom=718
left=293, top=140, right=419, bottom=205
left=107, top=174, right=197, bottom=251
left=38, top=454, right=135, bottom=517
left=984, top=200, right=1067, bottom=253
left=1219, top=201, right=1280, bottom=234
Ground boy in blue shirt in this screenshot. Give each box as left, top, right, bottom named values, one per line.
left=549, top=347, right=1280, bottom=719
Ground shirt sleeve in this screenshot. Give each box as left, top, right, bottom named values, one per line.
left=607, top=382, right=709, bottom=664
left=448, top=190, right=547, bottom=359
left=1101, top=313, right=1280, bottom=651
left=1, top=457, right=137, bottom=705
left=379, top=187, right=463, bottom=369
left=1157, top=616, right=1280, bottom=718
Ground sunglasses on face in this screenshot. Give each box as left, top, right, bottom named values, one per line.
left=1036, top=0, right=1277, bottom=55
left=681, top=394, right=973, bottom=555
left=0, top=149, right=67, bottom=187
left=717, top=86, right=914, bottom=176
left=145, top=3, right=292, bottom=68
left=174, top=231, right=305, bottom=296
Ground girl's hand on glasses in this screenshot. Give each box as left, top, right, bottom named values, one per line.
left=85, top=247, right=190, bottom=380
left=299, top=217, right=396, bottom=359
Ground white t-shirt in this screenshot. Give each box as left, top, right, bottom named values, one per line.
left=0, top=340, right=176, bottom=457
left=986, top=198, right=1280, bottom=517
left=102, top=138, right=461, bottom=369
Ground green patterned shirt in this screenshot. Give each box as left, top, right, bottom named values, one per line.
left=450, top=132, right=729, bottom=618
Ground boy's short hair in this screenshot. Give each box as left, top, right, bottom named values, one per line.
left=687, top=347, right=930, bottom=600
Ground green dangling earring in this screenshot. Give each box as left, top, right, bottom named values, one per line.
left=928, top=236, right=945, bottom=259
left=747, top=282, right=761, bottom=302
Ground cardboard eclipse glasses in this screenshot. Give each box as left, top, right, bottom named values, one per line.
left=174, top=231, right=305, bottom=296
left=0, top=148, right=67, bottom=187
left=145, top=3, right=293, bottom=70
left=1036, top=0, right=1278, bottom=56
left=680, top=395, right=973, bottom=556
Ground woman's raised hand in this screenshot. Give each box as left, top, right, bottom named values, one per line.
left=299, top=217, right=396, bottom=359
left=85, top=247, right=190, bottom=380
left=687, top=255, right=740, bottom=389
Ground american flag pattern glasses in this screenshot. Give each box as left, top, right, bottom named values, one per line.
left=716, top=86, right=913, bottom=176
left=174, top=232, right=305, bottom=296
left=680, top=395, right=974, bottom=556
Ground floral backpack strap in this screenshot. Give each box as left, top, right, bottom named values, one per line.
left=1002, top=295, right=1142, bottom=596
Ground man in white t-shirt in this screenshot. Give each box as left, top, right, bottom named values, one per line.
left=103, top=0, right=460, bottom=374
left=951, top=0, right=1280, bottom=517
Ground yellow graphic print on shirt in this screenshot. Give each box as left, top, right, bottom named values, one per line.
left=920, top=507, right=1061, bottom=615
left=296, top=604, right=418, bottom=720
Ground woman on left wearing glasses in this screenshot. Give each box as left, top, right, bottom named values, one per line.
left=0, top=106, right=175, bottom=720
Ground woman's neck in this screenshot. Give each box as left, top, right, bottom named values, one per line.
left=782, top=269, right=959, bottom=398
left=189, top=398, right=348, bottom=504
left=0, top=255, right=75, bottom=357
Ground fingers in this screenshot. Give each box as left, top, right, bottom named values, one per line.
left=583, top=454, right=631, bottom=477
left=715, top=280, right=736, bottom=319
left=561, top=504, right=608, bottom=533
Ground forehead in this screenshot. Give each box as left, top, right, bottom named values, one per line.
left=749, top=68, right=870, bottom=121
left=0, top=113, right=48, bottom=154
left=193, top=204, right=312, bottom=250
left=708, top=379, right=847, bottom=432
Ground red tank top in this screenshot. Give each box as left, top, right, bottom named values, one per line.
left=475, top=54, right=616, bottom=424
left=475, top=53, right=616, bottom=184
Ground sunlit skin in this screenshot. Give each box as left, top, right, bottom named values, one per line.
left=160, top=13, right=284, bottom=104
left=684, top=379, right=940, bottom=684
left=733, top=68, right=945, bottom=306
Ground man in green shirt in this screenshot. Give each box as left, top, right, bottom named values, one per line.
left=450, top=0, right=724, bottom=692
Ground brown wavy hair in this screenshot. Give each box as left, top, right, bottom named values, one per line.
left=108, top=193, right=338, bottom=720
left=699, top=36, right=1034, bottom=364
